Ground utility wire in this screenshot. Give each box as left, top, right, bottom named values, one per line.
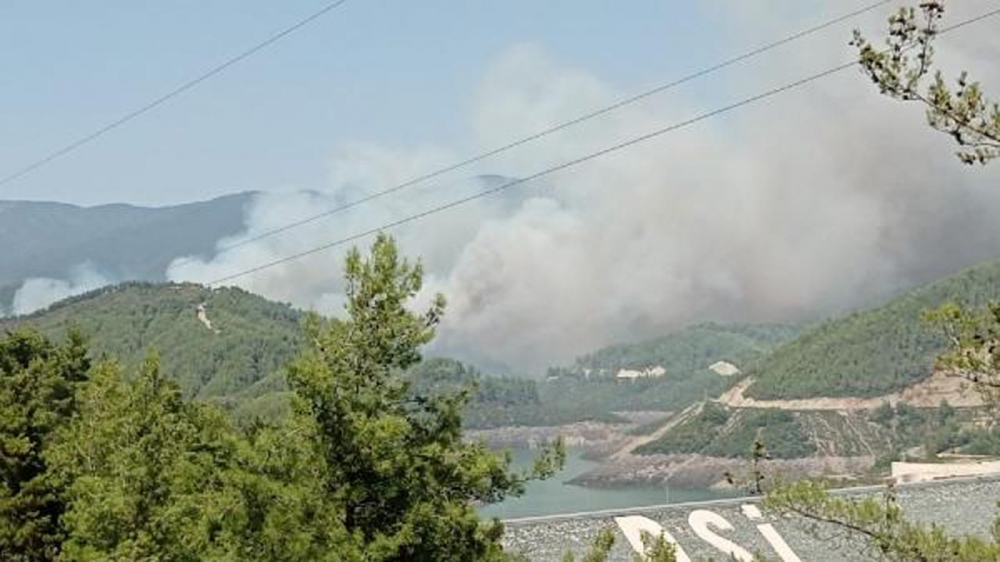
left=0, top=0, right=351, bottom=188
left=204, top=5, right=1000, bottom=287
left=206, top=64, right=853, bottom=286
left=169, top=0, right=892, bottom=270
left=939, top=5, right=1000, bottom=33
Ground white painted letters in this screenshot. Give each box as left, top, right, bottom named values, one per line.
left=613, top=515, right=692, bottom=562
left=756, top=523, right=803, bottom=562
left=688, top=509, right=754, bottom=562
left=741, top=503, right=803, bottom=562
left=612, top=508, right=803, bottom=562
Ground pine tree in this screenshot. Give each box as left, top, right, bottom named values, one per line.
left=0, top=328, right=89, bottom=562
left=286, top=233, right=563, bottom=562
left=851, top=0, right=1000, bottom=164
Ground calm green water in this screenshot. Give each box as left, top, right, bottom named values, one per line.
left=479, top=449, right=732, bottom=519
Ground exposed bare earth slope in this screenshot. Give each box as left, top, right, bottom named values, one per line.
left=721, top=372, right=983, bottom=410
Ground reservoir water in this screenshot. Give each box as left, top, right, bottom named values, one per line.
left=480, top=449, right=733, bottom=519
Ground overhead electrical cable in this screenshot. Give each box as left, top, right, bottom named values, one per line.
left=203, top=64, right=854, bottom=286
left=0, top=0, right=351, bottom=188
left=167, top=0, right=893, bottom=270
left=203, top=5, right=1000, bottom=287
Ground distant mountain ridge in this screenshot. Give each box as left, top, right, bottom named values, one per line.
left=0, top=192, right=255, bottom=312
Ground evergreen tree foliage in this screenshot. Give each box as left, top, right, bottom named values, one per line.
left=0, top=282, right=304, bottom=402
left=46, top=356, right=353, bottom=562
left=0, top=328, right=89, bottom=562
left=757, top=6, right=1000, bottom=554
left=286, top=234, right=563, bottom=562
left=560, top=528, right=615, bottom=562
left=634, top=403, right=817, bottom=459
left=749, top=258, right=1000, bottom=399
left=559, top=527, right=685, bottom=562
left=851, top=0, right=1000, bottom=164
left=2, top=234, right=561, bottom=561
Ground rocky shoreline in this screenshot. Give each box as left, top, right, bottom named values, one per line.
left=466, top=414, right=659, bottom=458
left=568, top=453, right=876, bottom=489
left=469, top=414, right=880, bottom=490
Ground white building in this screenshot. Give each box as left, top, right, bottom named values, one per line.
left=708, top=361, right=741, bottom=376
left=616, top=365, right=667, bottom=381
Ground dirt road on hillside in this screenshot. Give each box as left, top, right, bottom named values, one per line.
left=719, top=372, right=982, bottom=411
left=609, top=403, right=703, bottom=461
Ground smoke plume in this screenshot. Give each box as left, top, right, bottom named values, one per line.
left=169, top=3, right=1000, bottom=372
left=12, top=263, right=113, bottom=316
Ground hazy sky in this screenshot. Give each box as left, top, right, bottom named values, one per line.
left=0, top=0, right=840, bottom=206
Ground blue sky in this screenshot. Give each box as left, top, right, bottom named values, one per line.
left=0, top=1, right=831, bottom=205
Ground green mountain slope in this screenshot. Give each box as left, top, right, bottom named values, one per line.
left=632, top=401, right=974, bottom=460
left=634, top=403, right=821, bottom=459
left=0, top=193, right=253, bottom=311
left=407, top=357, right=544, bottom=428
left=0, top=284, right=545, bottom=428
left=568, top=322, right=802, bottom=375
left=748, top=259, right=1000, bottom=400
left=539, top=323, right=804, bottom=419
left=0, top=282, right=303, bottom=401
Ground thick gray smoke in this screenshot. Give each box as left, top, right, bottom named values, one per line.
left=12, top=263, right=113, bottom=316
left=169, top=2, right=1000, bottom=373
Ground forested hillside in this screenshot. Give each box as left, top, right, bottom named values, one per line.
left=1, top=282, right=810, bottom=429
left=633, top=398, right=1000, bottom=463
left=0, top=235, right=559, bottom=562
left=0, top=283, right=549, bottom=428
left=634, top=403, right=819, bottom=459
left=0, top=282, right=303, bottom=401
left=0, top=192, right=252, bottom=312
left=747, top=259, right=1000, bottom=399
left=532, top=323, right=802, bottom=421
left=11, top=256, right=1000, bottom=434
left=567, top=322, right=802, bottom=376
left=408, top=357, right=545, bottom=428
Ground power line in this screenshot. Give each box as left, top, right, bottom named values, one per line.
left=0, top=0, right=351, bottom=189
left=204, top=6, right=1000, bottom=288
left=170, top=0, right=892, bottom=270
left=939, top=5, right=1000, bottom=32
left=205, top=63, right=854, bottom=286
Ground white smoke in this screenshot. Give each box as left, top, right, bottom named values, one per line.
left=12, top=263, right=113, bottom=316
left=169, top=3, right=1000, bottom=372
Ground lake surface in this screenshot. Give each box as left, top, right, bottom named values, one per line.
left=480, top=449, right=733, bottom=519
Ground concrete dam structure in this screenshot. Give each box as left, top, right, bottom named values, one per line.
left=503, top=476, right=1000, bottom=561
